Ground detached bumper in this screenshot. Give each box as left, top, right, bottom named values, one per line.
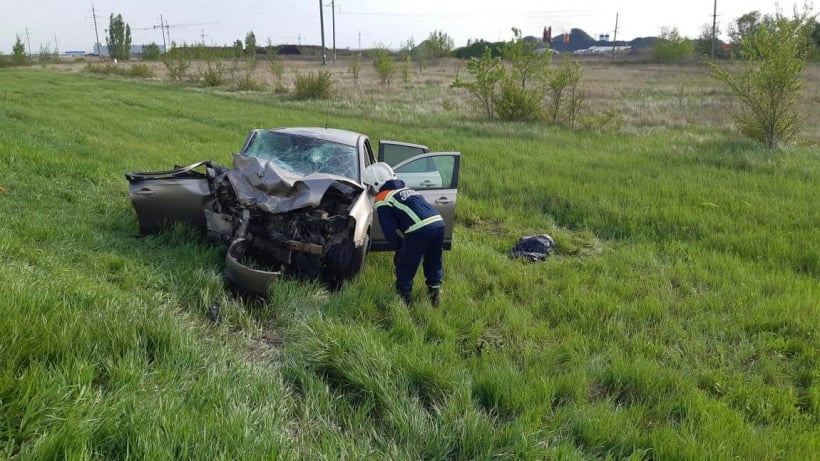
left=224, top=239, right=282, bottom=295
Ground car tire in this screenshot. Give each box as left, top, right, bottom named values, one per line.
left=325, top=235, right=368, bottom=280
left=348, top=235, right=368, bottom=278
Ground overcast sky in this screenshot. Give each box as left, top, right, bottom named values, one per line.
left=2, top=0, right=800, bottom=54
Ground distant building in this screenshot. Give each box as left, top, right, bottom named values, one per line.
left=91, top=43, right=166, bottom=58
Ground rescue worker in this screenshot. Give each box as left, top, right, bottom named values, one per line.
left=362, top=162, right=444, bottom=306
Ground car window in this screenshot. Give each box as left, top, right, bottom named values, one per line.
left=380, top=143, right=428, bottom=166
left=394, top=156, right=456, bottom=189
left=244, top=131, right=359, bottom=180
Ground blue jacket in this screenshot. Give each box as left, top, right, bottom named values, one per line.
left=375, top=179, right=444, bottom=249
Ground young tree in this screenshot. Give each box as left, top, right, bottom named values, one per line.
left=372, top=46, right=395, bottom=86
left=349, top=53, right=362, bottom=85
left=503, top=27, right=550, bottom=90
left=426, top=30, right=454, bottom=58
left=12, top=35, right=26, bottom=65
left=711, top=10, right=814, bottom=148
left=651, top=26, right=694, bottom=62
left=729, top=11, right=762, bottom=44
left=106, top=13, right=132, bottom=60
left=452, top=47, right=505, bottom=119
left=143, top=42, right=161, bottom=60
left=233, top=40, right=243, bottom=58
left=245, top=31, right=257, bottom=59
left=698, top=22, right=723, bottom=58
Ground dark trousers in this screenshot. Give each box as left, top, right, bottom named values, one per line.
left=395, top=225, right=444, bottom=295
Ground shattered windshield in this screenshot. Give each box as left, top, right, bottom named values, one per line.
left=243, top=131, right=359, bottom=181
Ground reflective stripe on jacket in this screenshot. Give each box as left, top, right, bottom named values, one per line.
left=375, top=179, right=444, bottom=249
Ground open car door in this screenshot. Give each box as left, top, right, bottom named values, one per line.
left=370, top=152, right=461, bottom=251
left=378, top=140, right=429, bottom=165
left=124, top=161, right=213, bottom=234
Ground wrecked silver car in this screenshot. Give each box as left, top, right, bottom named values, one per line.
left=125, top=127, right=461, bottom=295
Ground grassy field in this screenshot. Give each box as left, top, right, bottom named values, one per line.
left=1, top=64, right=819, bottom=459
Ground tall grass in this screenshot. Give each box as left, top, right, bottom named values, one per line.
left=0, top=68, right=818, bottom=459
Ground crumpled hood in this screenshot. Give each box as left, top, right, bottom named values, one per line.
left=226, top=154, right=364, bottom=214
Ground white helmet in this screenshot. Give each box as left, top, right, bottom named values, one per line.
left=362, top=162, right=396, bottom=188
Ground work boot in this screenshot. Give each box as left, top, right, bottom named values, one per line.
left=398, top=290, right=412, bottom=306
left=427, top=286, right=441, bottom=307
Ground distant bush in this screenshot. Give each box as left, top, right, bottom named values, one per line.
left=163, top=53, right=190, bottom=82
left=127, top=63, right=154, bottom=78
left=201, top=61, right=226, bottom=87
left=372, top=47, right=395, bottom=85
left=425, top=30, right=454, bottom=58
left=294, top=71, right=333, bottom=99
left=85, top=62, right=125, bottom=75
left=349, top=53, right=362, bottom=85
left=547, top=56, right=584, bottom=127
left=84, top=62, right=154, bottom=79
left=269, top=57, right=284, bottom=83
left=453, top=27, right=585, bottom=125
left=12, top=35, right=26, bottom=65
left=652, top=27, right=695, bottom=63
left=453, top=40, right=504, bottom=59
left=142, top=42, right=161, bottom=61
left=452, top=47, right=505, bottom=119
left=494, top=79, right=542, bottom=121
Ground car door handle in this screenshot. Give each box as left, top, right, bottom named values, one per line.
left=434, top=197, right=452, bottom=205
left=420, top=180, right=434, bottom=187
left=135, top=188, right=155, bottom=196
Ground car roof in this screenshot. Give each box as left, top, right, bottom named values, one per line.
left=271, top=127, right=364, bottom=147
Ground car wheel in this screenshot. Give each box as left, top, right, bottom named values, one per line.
left=325, top=235, right=368, bottom=280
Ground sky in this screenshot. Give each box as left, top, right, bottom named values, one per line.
left=1, top=0, right=800, bottom=54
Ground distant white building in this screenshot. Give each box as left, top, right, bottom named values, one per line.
left=574, top=46, right=631, bottom=55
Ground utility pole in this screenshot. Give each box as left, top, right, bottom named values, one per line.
left=25, top=27, right=32, bottom=57
left=164, top=17, right=171, bottom=48
left=611, top=12, right=619, bottom=61
left=711, top=0, right=718, bottom=60
left=91, top=3, right=101, bottom=56
left=319, top=0, right=326, bottom=65
left=331, top=0, right=336, bottom=62
left=156, top=15, right=167, bottom=53
left=200, top=29, right=207, bottom=45
left=54, top=35, right=59, bottom=55
left=358, top=30, right=361, bottom=50
left=298, top=33, right=302, bottom=46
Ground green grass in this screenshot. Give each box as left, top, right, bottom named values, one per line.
left=1, top=68, right=819, bottom=459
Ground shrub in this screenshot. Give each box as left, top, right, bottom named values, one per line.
left=201, top=61, right=226, bottom=87
left=294, top=71, right=333, bottom=99
left=504, top=27, right=551, bottom=90
left=142, top=42, right=161, bottom=61
left=547, top=56, right=584, bottom=125
left=12, top=35, right=26, bottom=65
left=494, top=79, right=542, bottom=121
left=402, top=54, right=411, bottom=84
left=426, top=30, right=454, bottom=58
left=85, top=62, right=126, bottom=76
left=349, top=53, right=362, bottom=85
left=127, top=63, right=154, bottom=78
left=652, top=27, right=695, bottom=63
left=452, top=47, right=505, bottom=119
left=372, top=47, right=395, bottom=86
left=163, top=53, right=190, bottom=82
left=269, top=58, right=284, bottom=83
left=710, top=10, right=813, bottom=148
